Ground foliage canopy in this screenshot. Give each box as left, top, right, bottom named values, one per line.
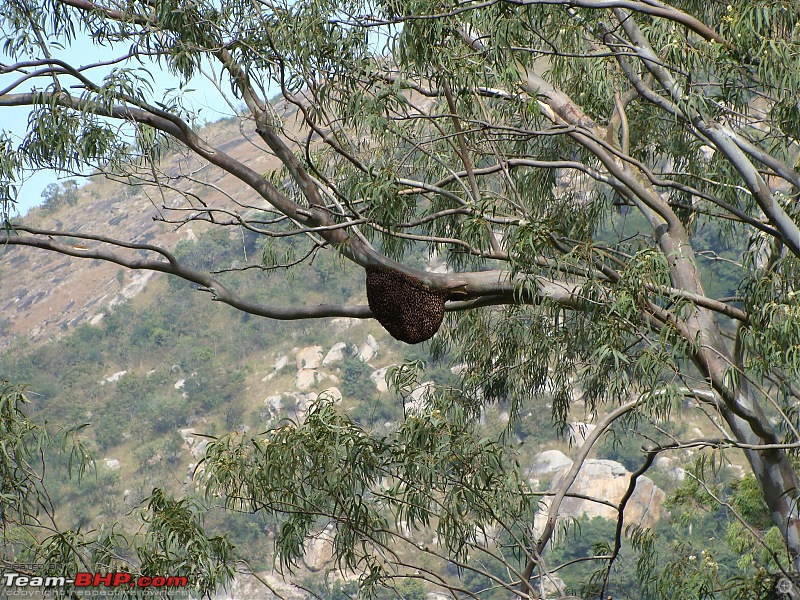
left=2, top=0, right=800, bottom=598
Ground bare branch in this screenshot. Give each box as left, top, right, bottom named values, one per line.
left=523, top=398, right=642, bottom=592
left=1, top=231, right=371, bottom=320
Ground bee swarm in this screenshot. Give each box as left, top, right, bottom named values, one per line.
left=365, top=267, right=447, bottom=344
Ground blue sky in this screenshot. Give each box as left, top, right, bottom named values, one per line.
left=2, top=35, right=237, bottom=216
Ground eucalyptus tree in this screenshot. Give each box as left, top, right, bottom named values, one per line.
left=1, top=0, right=800, bottom=598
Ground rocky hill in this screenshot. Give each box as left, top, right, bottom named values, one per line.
left=0, top=106, right=725, bottom=600
left=0, top=102, right=306, bottom=349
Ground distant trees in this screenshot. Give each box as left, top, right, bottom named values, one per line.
left=1, top=0, right=800, bottom=598
left=39, top=180, right=78, bottom=214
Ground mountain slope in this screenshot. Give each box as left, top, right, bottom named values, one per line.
left=0, top=106, right=304, bottom=349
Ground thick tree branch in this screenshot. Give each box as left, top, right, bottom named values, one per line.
left=614, top=8, right=800, bottom=259
left=55, top=0, right=153, bottom=26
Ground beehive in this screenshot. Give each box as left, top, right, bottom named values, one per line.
left=365, top=267, right=447, bottom=344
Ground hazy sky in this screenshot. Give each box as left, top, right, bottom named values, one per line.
left=2, top=35, right=237, bottom=216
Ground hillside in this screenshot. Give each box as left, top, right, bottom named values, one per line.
left=0, top=101, right=311, bottom=348
left=0, top=113, right=746, bottom=599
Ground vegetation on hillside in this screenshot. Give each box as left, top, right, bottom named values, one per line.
left=0, top=224, right=783, bottom=598
left=2, top=0, right=800, bottom=598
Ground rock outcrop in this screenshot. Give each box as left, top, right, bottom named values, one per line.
left=303, top=525, right=335, bottom=572
left=530, top=450, right=573, bottom=476
left=295, top=369, right=327, bottom=390
left=533, top=457, right=665, bottom=538
left=358, top=334, right=379, bottom=362
left=296, top=346, right=323, bottom=370
left=322, top=342, right=347, bottom=366
left=370, top=366, right=391, bottom=393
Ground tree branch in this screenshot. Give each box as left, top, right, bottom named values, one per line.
left=1, top=232, right=371, bottom=320
left=521, top=398, right=642, bottom=593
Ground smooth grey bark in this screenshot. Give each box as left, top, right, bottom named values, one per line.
left=516, top=23, right=800, bottom=575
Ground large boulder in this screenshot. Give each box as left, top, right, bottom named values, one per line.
left=534, top=458, right=665, bottom=537
left=405, top=381, right=435, bottom=414
left=370, top=366, right=391, bottom=393
left=288, top=392, right=318, bottom=416
left=296, top=346, right=323, bottom=370
left=191, top=439, right=209, bottom=460
left=322, top=342, right=348, bottom=366
left=100, top=370, right=127, bottom=385
left=531, top=450, right=573, bottom=476
left=262, top=392, right=321, bottom=421
left=329, top=317, right=354, bottom=333
left=262, top=355, right=289, bottom=382
left=319, top=386, right=343, bottom=403
left=296, top=369, right=327, bottom=390
left=303, top=525, right=335, bottom=572
left=358, top=334, right=379, bottom=362
left=264, top=394, right=283, bottom=414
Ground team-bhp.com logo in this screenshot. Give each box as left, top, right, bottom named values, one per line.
left=3, top=571, right=188, bottom=592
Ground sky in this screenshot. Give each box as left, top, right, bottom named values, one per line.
left=2, top=34, right=238, bottom=216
